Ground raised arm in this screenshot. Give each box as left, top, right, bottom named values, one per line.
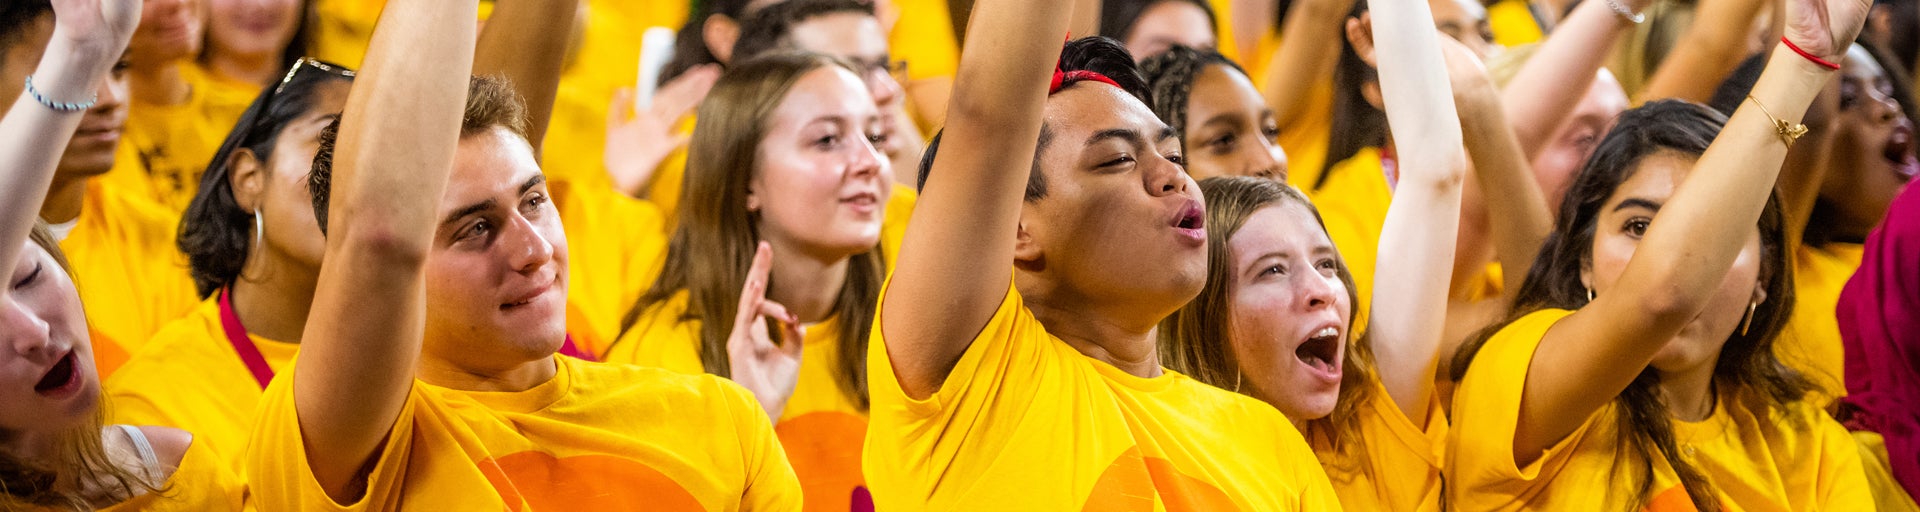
left=1638, top=0, right=1771, bottom=103
left=292, top=0, right=478, bottom=499
left=0, top=0, right=135, bottom=273
left=1264, top=0, right=1355, bottom=129
left=1365, top=0, right=1468, bottom=420
left=1501, top=0, right=1652, bottom=159
left=1513, top=0, right=1866, bottom=463
left=879, top=0, right=1072, bottom=398
left=1453, top=41, right=1552, bottom=298
left=473, top=0, right=574, bottom=155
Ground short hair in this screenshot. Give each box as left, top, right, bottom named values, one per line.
left=0, top=0, right=51, bottom=61
left=916, top=36, right=1151, bottom=200
left=1100, top=0, right=1217, bottom=45
left=309, top=75, right=528, bottom=235
left=732, top=0, right=875, bottom=63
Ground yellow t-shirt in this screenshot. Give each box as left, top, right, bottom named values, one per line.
left=1449, top=309, right=1876, bottom=511
left=552, top=179, right=671, bottom=355
left=864, top=281, right=1342, bottom=509
left=1279, top=80, right=1336, bottom=190
left=59, top=176, right=199, bottom=378
left=1489, top=0, right=1545, bottom=47
left=1781, top=242, right=1863, bottom=403
left=99, top=430, right=246, bottom=511
left=109, top=64, right=256, bottom=214
left=247, top=355, right=802, bottom=510
left=609, top=291, right=869, bottom=512
left=105, top=296, right=298, bottom=471
left=1856, top=431, right=1920, bottom=512
left=1313, top=378, right=1448, bottom=512
left=882, top=0, right=958, bottom=82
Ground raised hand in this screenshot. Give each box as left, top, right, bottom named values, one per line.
left=605, top=64, right=720, bottom=198
left=1784, top=0, right=1872, bottom=61
left=728, top=242, right=807, bottom=421
left=50, top=0, right=140, bottom=54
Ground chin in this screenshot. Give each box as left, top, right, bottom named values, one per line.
left=1273, top=394, right=1338, bottom=424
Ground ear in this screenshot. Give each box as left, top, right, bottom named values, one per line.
left=745, top=172, right=763, bottom=213
left=1345, top=13, right=1377, bottom=69
left=1750, top=283, right=1768, bottom=306
left=1012, top=218, right=1043, bottom=269
left=1577, top=255, right=1594, bottom=293
left=705, top=14, right=741, bottom=64
left=227, top=148, right=267, bottom=213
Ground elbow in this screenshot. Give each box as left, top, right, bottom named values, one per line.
left=1626, top=267, right=1716, bottom=325
left=1407, top=148, right=1468, bottom=192
left=331, top=213, right=432, bottom=268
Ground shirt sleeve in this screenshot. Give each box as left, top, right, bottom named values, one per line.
left=247, top=363, right=420, bottom=511
left=1449, top=309, right=1598, bottom=505
left=711, top=375, right=803, bottom=511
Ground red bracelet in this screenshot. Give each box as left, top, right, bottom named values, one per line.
left=1782, top=37, right=1842, bottom=71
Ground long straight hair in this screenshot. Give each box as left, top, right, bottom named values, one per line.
left=1, top=224, right=164, bottom=510
left=618, top=52, right=881, bottom=410
left=1450, top=101, right=1811, bottom=511
left=1159, top=176, right=1378, bottom=473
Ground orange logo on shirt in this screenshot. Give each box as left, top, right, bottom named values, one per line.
left=479, top=451, right=702, bottom=511
left=1644, top=485, right=1718, bottom=511
left=775, top=411, right=871, bottom=512
left=1081, top=447, right=1238, bottom=511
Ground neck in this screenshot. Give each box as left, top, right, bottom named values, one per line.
left=416, top=355, right=557, bottom=393
left=229, top=251, right=318, bottom=343
left=1022, top=287, right=1164, bottom=378
left=128, top=60, right=189, bottom=106
left=205, top=52, right=279, bottom=87
left=1657, top=359, right=1719, bottom=422
left=41, top=175, right=88, bottom=224
left=763, top=238, right=852, bottom=324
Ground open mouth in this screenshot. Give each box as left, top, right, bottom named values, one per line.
left=34, top=350, right=77, bottom=395
left=1295, top=326, right=1340, bottom=374
left=1887, top=124, right=1919, bottom=181
left=1172, top=203, right=1205, bottom=230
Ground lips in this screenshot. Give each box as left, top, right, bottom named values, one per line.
left=1293, top=324, right=1343, bottom=385
left=34, top=350, right=80, bottom=396
left=840, top=190, right=881, bottom=214
left=500, top=278, right=555, bottom=311
left=1170, top=200, right=1206, bottom=246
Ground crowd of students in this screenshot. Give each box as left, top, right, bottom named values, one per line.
left=1, top=0, right=1916, bottom=509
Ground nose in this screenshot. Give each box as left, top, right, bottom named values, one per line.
left=90, top=74, right=125, bottom=114
left=0, top=299, right=53, bottom=358
left=1249, top=138, right=1288, bottom=180
left=1145, top=153, right=1189, bottom=196
left=1297, top=267, right=1339, bottom=311
left=866, top=69, right=902, bottom=108
left=502, top=215, right=556, bottom=274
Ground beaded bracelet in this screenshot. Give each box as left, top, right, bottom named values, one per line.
left=1605, top=0, right=1645, bottom=24
left=24, top=75, right=97, bottom=112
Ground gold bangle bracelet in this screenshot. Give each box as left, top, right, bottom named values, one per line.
left=1747, top=94, right=1808, bottom=149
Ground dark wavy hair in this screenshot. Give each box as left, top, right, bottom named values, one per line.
left=1450, top=100, right=1812, bottom=512
left=1099, top=0, right=1217, bottom=47
left=917, top=36, right=1151, bottom=198
left=732, top=0, right=874, bottom=64
left=178, top=64, right=353, bottom=297
left=1139, top=45, right=1248, bottom=156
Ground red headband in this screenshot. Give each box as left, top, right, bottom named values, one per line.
left=1049, top=35, right=1121, bottom=94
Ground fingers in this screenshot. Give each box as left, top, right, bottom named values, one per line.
left=609, top=87, right=636, bottom=125
left=731, top=242, right=775, bottom=334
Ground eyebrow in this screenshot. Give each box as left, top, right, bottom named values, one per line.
left=1611, top=198, right=1663, bottom=213
left=440, top=174, right=548, bottom=228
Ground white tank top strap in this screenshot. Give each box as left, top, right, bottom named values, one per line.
left=110, top=424, right=162, bottom=471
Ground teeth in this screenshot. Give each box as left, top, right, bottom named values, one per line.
left=1313, top=327, right=1338, bottom=339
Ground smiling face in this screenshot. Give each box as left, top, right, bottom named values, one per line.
left=130, top=0, right=204, bottom=65
left=1020, top=84, right=1207, bottom=323
left=1224, top=203, right=1353, bottom=420
left=1585, top=152, right=1766, bottom=375
left=750, top=66, right=892, bottom=260
left=0, top=241, right=99, bottom=435
left=1183, top=64, right=1286, bottom=181
left=206, top=0, right=301, bottom=66
left=1124, top=0, right=1216, bottom=61
left=420, top=128, right=569, bottom=374
left=1823, top=44, right=1917, bottom=233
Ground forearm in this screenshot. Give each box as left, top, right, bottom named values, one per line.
left=1265, top=0, right=1353, bottom=125
left=0, top=32, right=126, bottom=277
left=1639, top=0, right=1769, bottom=103
left=1462, top=84, right=1552, bottom=293
left=474, top=0, right=574, bottom=152
left=1502, top=0, right=1644, bottom=158
left=1366, top=0, right=1465, bottom=417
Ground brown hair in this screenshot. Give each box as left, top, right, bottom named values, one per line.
left=616, top=52, right=880, bottom=409
left=2, top=224, right=165, bottom=510
left=1158, top=176, right=1378, bottom=473
left=308, top=75, right=529, bottom=235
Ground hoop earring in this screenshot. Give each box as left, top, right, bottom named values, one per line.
left=1232, top=369, right=1242, bottom=393
left=1586, top=287, right=1595, bottom=303
left=1739, top=301, right=1758, bottom=337
left=253, top=207, right=264, bottom=249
